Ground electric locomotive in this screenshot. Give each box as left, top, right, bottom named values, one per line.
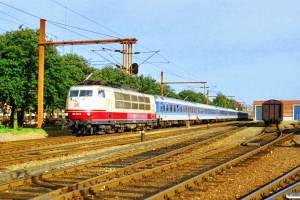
left=62, top=81, right=157, bottom=135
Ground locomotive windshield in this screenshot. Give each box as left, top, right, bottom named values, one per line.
left=79, top=90, right=93, bottom=97
left=69, top=90, right=93, bottom=97
left=69, top=90, right=79, bottom=97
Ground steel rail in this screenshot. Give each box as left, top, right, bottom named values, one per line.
left=0, top=135, right=110, bottom=153
left=145, top=130, right=290, bottom=200
left=241, top=125, right=272, bottom=146
left=0, top=135, right=140, bottom=167
left=242, top=163, right=300, bottom=199
left=264, top=181, right=300, bottom=200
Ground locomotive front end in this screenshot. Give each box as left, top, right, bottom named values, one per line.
left=63, top=85, right=106, bottom=135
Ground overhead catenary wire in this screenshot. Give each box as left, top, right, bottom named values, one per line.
left=0, top=2, right=40, bottom=19
left=0, top=11, right=36, bottom=29
left=48, top=0, right=202, bottom=83
left=47, top=20, right=117, bottom=39
left=1, top=1, right=207, bottom=89
left=50, top=0, right=122, bottom=38
left=91, top=50, right=120, bottom=67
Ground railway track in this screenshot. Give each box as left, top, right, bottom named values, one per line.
left=149, top=126, right=299, bottom=200
left=0, top=123, right=258, bottom=199
left=31, top=126, right=275, bottom=200
left=243, top=165, right=300, bottom=199
left=0, top=124, right=258, bottom=199
left=0, top=122, right=241, bottom=170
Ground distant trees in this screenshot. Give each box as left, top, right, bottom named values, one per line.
left=211, top=92, right=235, bottom=109
left=178, top=89, right=206, bottom=104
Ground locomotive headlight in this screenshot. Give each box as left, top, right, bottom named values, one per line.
left=87, top=112, right=91, bottom=116
left=65, top=113, right=68, bottom=116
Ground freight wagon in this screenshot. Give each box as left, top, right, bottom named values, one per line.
left=262, top=99, right=283, bottom=124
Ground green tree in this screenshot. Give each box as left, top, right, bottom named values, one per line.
left=212, top=92, right=225, bottom=107
left=178, top=89, right=206, bottom=103
left=62, top=54, right=94, bottom=86
left=91, top=66, right=132, bottom=86
left=0, top=27, right=92, bottom=127
left=226, top=99, right=236, bottom=109
left=133, top=74, right=160, bottom=95
left=0, top=27, right=41, bottom=127
left=91, top=67, right=162, bottom=95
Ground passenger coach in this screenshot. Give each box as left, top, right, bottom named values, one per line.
left=154, top=95, right=247, bottom=127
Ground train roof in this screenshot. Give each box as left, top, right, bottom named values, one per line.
left=69, top=84, right=246, bottom=113
left=153, top=95, right=240, bottom=111
left=69, top=84, right=154, bottom=97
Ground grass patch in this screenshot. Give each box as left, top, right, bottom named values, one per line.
left=0, top=126, right=62, bottom=134
left=0, top=127, right=46, bottom=134
left=42, top=125, right=63, bottom=131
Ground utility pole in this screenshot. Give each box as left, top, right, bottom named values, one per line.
left=160, top=71, right=207, bottom=96
left=205, top=86, right=217, bottom=104
left=38, top=19, right=137, bottom=128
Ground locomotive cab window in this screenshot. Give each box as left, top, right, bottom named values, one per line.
left=79, top=90, right=93, bottom=97
left=69, top=90, right=79, bottom=97
left=98, top=90, right=105, bottom=98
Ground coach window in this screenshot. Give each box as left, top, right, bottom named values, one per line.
left=98, top=90, right=105, bottom=98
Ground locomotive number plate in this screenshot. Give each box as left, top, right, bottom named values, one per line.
left=74, top=103, right=80, bottom=107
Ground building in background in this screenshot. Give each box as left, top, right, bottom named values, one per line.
left=253, top=100, right=300, bottom=121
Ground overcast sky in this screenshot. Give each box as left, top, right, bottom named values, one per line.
left=1, top=0, right=299, bottom=106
